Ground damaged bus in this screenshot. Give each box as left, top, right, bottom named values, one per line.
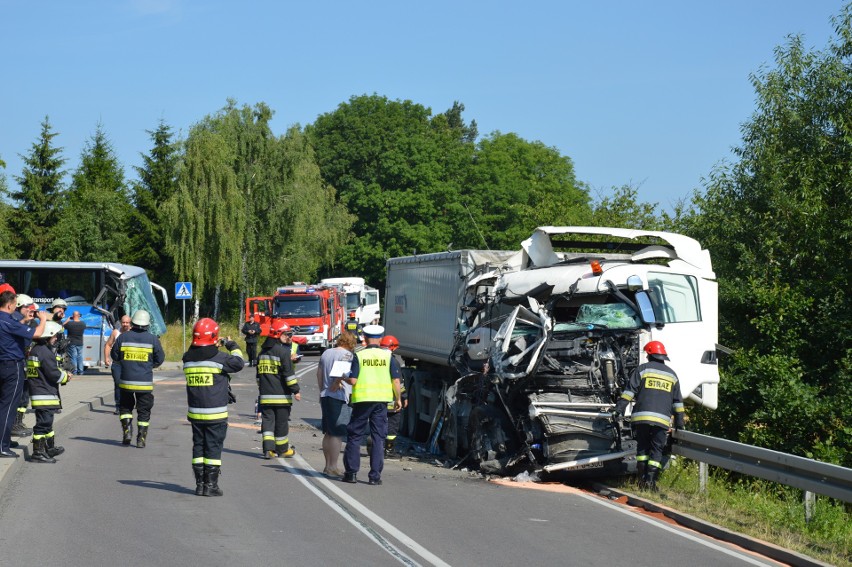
left=384, top=227, right=718, bottom=476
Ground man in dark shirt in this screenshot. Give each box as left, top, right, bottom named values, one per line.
left=0, top=290, right=47, bottom=457
left=241, top=315, right=262, bottom=367
left=64, top=311, right=87, bottom=375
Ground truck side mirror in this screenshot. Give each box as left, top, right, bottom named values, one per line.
left=635, top=290, right=657, bottom=325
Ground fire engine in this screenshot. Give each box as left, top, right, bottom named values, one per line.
left=245, top=284, right=345, bottom=350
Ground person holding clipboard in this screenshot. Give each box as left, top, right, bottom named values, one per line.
left=316, top=332, right=357, bottom=477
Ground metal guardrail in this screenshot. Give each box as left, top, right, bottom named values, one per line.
left=671, top=430, right=852, bottom=503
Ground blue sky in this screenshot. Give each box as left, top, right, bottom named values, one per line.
left=0, top=1, right=843, bottom=211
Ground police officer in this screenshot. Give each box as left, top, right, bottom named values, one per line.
left=614, top=340, right=685, bottom=491
left=183, top=318, right=244, bottom=496
left=340, top=325, right=401, bottom=485
left=241, top=315, right=262, bottom=366
left=380, top=335, right=407, bottom=457
left=256, top=319, right=301, bottom=459
left=112, top=310, right=165, bottom=448
left=0, top=290, right=48, bottom=458
left=26, top=321, right=69, bottom=463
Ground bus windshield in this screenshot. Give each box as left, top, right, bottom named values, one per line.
left=0, top=261, right=167, bottom=336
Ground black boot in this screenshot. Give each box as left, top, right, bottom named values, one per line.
left=121, top=418, right=132, bottom=445
left=193, top=464, right=205, bottom=496
left=46, top=436, right=65, bottom=457
left=636, top=461, right=647, bottom=488
left=384, top=438, right=396, bottom=457
left=11, top=411, right=31, bottom=437
left=644, top=465, right=660, bottom=492
left=30, top=438, right=56, bottom=464
left=203, top=465, right=223, bottom=497
left=136, top=425, right=148, bottom=449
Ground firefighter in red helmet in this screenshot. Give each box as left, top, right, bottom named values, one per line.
left=256, top=319, right=301, bottom=459
left=380, top=335, right=407, bottom=457
left=182, top=318, right=244, bottom=496
left=614, top=340, right=685, bottom=491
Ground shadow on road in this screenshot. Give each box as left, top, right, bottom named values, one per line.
left=118, top=479, right=195, bottom=495
left=72, top=435, right=129, bottom=447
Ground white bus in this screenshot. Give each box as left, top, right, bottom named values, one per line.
left=0, top=261, right=168, bottom=369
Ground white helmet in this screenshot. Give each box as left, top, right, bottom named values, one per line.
left=16, top=294, right=36, bottom=309
left=51, top=298, right=68, bottom=310
left=131, top=310, right=151, bottom=327
left=41, top=321, right=64, bottom=339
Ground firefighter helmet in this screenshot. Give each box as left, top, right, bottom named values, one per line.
left=268, top=319, right=293, bottom=339
left=192, top=318, right=219, bottom=346
left=380, top=335, right=399, bottom=350
left=644, top=340, right=669, bottom=360
left=41, top=321, right=64, bottom=339
left=51, top=298, right=68, bottom=310
left=16, top=294, right=36, bottom=310
left=131, top=310, right=151, bottom=327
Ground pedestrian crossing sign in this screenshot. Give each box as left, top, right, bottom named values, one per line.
left=175, top=282, right=193, bottom=300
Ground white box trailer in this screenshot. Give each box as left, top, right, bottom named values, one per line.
left=384, top=250, right=522, bottom=365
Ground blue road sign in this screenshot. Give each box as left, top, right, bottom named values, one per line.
left=175, top=282, right=193, bottom=300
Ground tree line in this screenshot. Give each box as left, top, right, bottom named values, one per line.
left=1, top=5, right=850, bottom=466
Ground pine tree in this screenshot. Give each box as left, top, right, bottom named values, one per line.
left=12, top=116, right=66, bottom=259
left=48, top=124, right=132, bottom=261
left=130, top=120, right=179, bottom=280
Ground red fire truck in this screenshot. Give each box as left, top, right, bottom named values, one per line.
left=245, top=283, right=345, bottom=350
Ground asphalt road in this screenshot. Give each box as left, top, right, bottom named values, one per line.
left=0, top=353, right=779, bottom=567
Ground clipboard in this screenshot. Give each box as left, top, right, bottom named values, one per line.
left=329, top=360, right=351, bottom=378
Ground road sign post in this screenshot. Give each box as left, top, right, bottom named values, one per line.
left=175, top=282, right=193, bottom=353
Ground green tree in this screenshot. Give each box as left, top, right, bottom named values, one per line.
left=309, top=94, right=476, bottom=285
left=688, top=6, right=852, bottom=465
left=182, top=101, right=351, bottom=315
left=49, top=125, right=133, bottom=261
left=162, top=125, right=245, bottom=314
left=0, top=157, right=18, bottom=258
left=463, top=132, right=591, bottom=250
left=130, top=120, right=179, bottom=281
left=11, top=116, right=66, bottom=259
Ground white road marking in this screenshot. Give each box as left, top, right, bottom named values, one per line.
left=574, top=492, right=779, bottom=566
left=279, top=453, right=451, bottom=567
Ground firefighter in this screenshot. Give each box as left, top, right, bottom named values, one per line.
left=614, top=340, right=685, bottom=491
left=112, top=310, right=165, bottom=448
left=256, top=319, right=301, bottom=459
left=344, top=311, right=363, bottom=344
left=183, top=318, right=244, bottom=496
left=380, top=334, right=407, bottom=457
left=26, top=321, right=69, bottom=463
left=340, top=325, right=401, bottom=485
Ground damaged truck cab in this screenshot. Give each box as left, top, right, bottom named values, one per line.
left=384, top=227, right=718, bottom=477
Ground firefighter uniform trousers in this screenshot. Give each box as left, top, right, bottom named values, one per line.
left=256, top=337, right=299, bottom=457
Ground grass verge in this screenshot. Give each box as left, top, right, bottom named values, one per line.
left=160, top=321, right=244, bottom=361
left=609, top=457, right=851, bottom=566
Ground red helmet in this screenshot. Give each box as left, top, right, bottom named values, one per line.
left=192, top=318, right=219, bottom=346
left=644, top=340, right=669, bottom=359
left=380, top=335, right=399, bottom=350
left=268, top=319, right=293, bottom=339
